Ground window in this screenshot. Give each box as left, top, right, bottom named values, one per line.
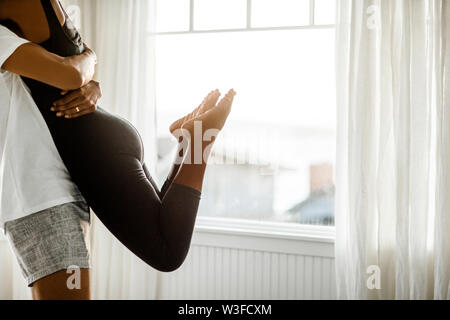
left=152, top=0, right=336, bottom=226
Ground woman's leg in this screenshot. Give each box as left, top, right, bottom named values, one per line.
left=144, top=89, right=230, bottom=196
left=173, top=89, right=235, bottom=191
left=82, top=90, right=235, bottom=272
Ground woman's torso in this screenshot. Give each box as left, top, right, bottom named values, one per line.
left=21, top=0, right=84, bottom=126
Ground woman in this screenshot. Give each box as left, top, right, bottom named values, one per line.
left=0, top=0, right=235, bottom=299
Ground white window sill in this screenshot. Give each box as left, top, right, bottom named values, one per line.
left=193, top=217, right=335, bottom=258
left=195, top=216, right=335, bottom=242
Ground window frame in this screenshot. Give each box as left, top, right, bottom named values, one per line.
left=151, top=0, right=337, bottom=241
left=151, top=0, right=335, bottom=36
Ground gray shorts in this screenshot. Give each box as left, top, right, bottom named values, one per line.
left=4, top=201, right=91, bottom=287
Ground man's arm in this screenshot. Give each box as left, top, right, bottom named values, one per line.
left=1, top=42, right=97, bottom=91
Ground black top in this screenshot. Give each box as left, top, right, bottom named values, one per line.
left=22, top=0, right=84, bottom=126
left=39, top=0, right=83, bottom=53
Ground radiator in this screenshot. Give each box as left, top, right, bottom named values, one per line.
left=159, top=225, right=336, bottom=300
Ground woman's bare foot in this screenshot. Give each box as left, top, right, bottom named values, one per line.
left=168, top=88, right=235, bottom=166
left=169, top=90, right=221, bottom=136
left=181, top=89, right=236, bottom=135
left=172, top=89, right=236, bottom=191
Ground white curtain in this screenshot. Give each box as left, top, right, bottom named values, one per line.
left=336, top=0, right=450, bottom=299
left=0, top=0, right=161, bottom=299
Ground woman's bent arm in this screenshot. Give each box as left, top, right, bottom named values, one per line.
left=1, top=42, right=96, bottom=90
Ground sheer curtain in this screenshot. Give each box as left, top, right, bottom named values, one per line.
left=0, top=0, right=160, bottom=299
left=335, top=0, right=450, bottom=299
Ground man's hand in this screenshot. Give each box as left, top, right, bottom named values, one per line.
left=51, top=80, right=102, bottom=119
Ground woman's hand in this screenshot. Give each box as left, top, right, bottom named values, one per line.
left=51, top=80, right=102, bottom=119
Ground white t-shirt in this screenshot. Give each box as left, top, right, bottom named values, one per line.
left=0, top=25, right=84, bottom=231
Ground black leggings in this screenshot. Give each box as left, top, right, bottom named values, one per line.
left=52, top=108, right=201, bottom=272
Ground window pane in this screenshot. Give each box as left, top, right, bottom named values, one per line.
left=251, top=0, right=310, bottom=28
left=155, top=29, right=336, bottom=226
left=314, top=0, right=336, bottom=25
left=194, top=0, right=247, bottom=30
left=156, top=0, right=190, bottom=32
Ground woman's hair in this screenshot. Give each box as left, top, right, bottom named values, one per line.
left=0, top=19, right=24, bottom=37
